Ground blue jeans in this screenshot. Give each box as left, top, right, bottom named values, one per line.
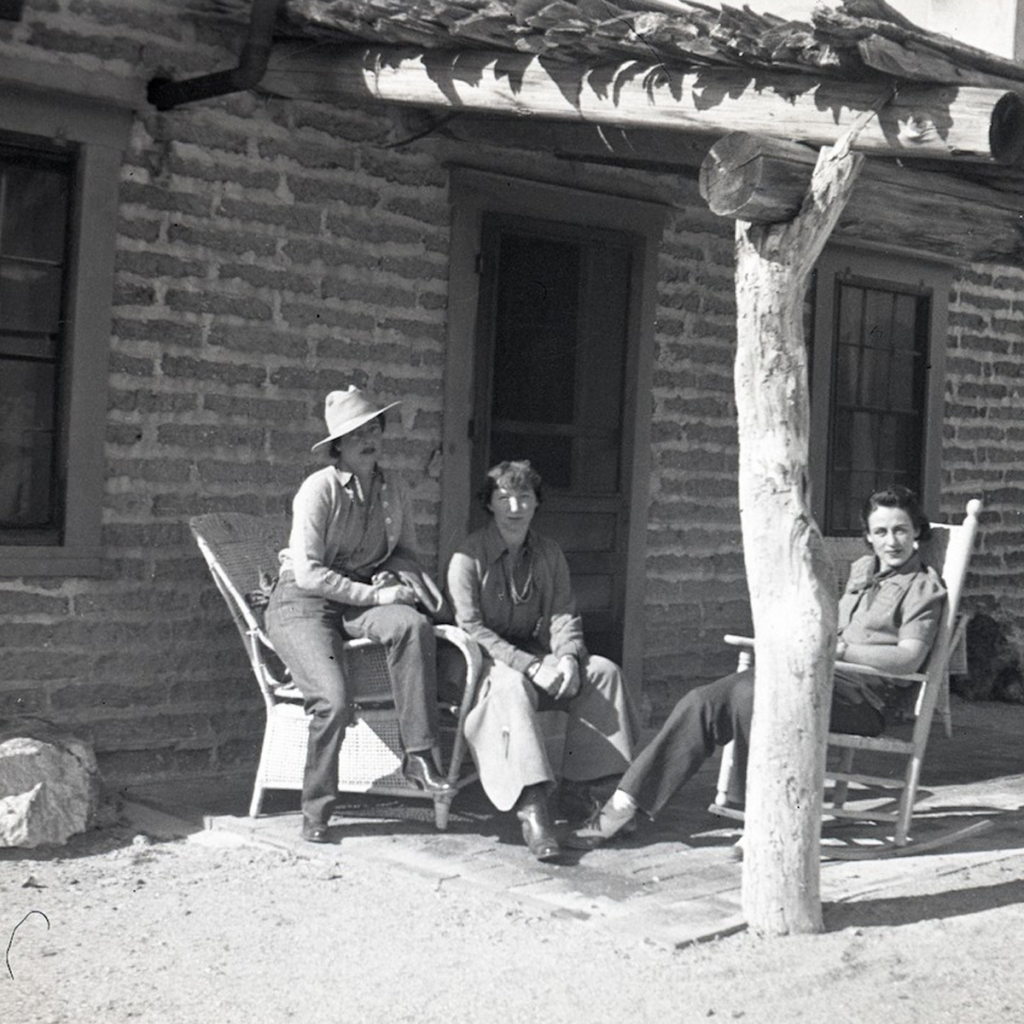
left=265, top=572, right=439, bottom=823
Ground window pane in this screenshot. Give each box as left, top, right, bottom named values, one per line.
left=834, top=329, right=860, bottom=407
left=492, top=234, right=579, bottom=425
left=490, top=430, right=572, bottom=489
left=0, top=141, right=71, bottom=543
left=1, top=260, right=64, bottom=334
left=827, top=277, right=928, bottom=535
left=1, top=162, right=69, bottom=262
left=0, top=362, right=57, bottom=528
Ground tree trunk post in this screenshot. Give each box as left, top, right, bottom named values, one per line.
left=735, top=137, right=865, bottom=935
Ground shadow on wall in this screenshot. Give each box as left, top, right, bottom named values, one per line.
left=954, top=613, right=1024, bottom=703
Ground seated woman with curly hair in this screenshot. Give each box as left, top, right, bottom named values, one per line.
left=447, top=460, right=638, bottom=863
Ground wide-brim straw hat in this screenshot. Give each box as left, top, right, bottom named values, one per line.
left=311, top=386, right=401, bottom=452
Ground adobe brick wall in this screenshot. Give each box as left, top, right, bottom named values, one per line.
left=0, top=2, right=1020, bottom=785
left=944, top=265, right=1024, bottom=696
left=1, top=2, right=457, bottom=782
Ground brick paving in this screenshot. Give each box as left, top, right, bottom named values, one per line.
left=123, top=699, right=1024, bottom=948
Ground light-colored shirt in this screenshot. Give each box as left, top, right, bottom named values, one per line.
left=838, top=552, right=946, bottom=650
left=835, top=551, right=947, bottom=708
left=447, top=520, right=586, bottom=675
left=278, top=464, right=420, bottom=605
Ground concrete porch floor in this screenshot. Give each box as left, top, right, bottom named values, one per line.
left=120, top=697, right=1024, bottom=949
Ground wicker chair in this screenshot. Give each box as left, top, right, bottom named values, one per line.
left=709, top=499, right=988, bottom=857
left=190, top=512, right=482, bottom=829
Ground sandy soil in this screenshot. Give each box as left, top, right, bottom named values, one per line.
left=3, top=815, right=1024, bottom=1024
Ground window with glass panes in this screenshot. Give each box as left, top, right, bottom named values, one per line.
left=825, top=275, right=929, bottom=533
left=809, top=249, right=948, bottom=539
left=0, top=139, right=72, bottom=545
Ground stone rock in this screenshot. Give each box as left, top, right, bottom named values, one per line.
left=0, top=718, right=101, bottom=848
left=957, top=613, right=1024, bottom=703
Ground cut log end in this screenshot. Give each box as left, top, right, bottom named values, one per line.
left=990, top=92, right=1024, bottom=166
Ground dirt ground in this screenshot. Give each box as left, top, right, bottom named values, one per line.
left=3, top=807, right=1024, bottom=1024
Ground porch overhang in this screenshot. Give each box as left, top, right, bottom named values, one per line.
left=260, top=42, right=1024, bottom=166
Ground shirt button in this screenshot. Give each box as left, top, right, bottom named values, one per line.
left=385, top=517, right=392, bottom=524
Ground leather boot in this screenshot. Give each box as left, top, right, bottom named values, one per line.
left=515, top=784, right=562, bottom=862
left=403, top=751, right=454, bottom=794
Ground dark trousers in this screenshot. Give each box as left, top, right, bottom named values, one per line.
left=620, top=669, right=884, bottom=818
left=265, top=574, right=439, bottom=824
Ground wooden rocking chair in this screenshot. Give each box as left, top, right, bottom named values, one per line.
left=709, top=499, right=989, bottom=857
left=190, top=512, right=482, bottom=830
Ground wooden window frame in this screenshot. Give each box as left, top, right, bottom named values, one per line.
left=809, top=245, right=950, bottom=541
left=0, top=84, right=130, bottom=576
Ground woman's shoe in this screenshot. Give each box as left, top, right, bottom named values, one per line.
left=402, top=752, right=454, bottom=794
left=301, top=817, right=333, bottom=843
left=515, top=797, right=562, bottom=863
left=564, top=801, right=637, bottom=850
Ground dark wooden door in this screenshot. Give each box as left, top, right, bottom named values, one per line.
left=470, top=213, right=634, bottom=661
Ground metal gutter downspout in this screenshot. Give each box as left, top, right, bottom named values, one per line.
left=147, top=0, right=280, bottom=111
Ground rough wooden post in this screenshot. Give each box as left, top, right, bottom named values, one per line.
left=735, top=136, right=865, bottom=935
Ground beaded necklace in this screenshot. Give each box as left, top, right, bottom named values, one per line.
left=505, top=547, right=535, bottom=605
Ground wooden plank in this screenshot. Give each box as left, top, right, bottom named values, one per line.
left=828, top=733, right=915, bottom=755
left=814, top=1, right=1024, bottom=85
left=825, top=806, right=900, bottom=823
left=856, top=36, right=1024, bottom=90
left=439, top=113, right=716, bottom=172
left=260, top=42, right=1024, bottom=164
left=826, top=771, right=907, bottom=788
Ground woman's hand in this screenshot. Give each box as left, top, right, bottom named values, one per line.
left=529, top=655, right=581, bottom=701
left=555, top=655, right=581, bottom=701
left=373, top=581, right=418, bottom=606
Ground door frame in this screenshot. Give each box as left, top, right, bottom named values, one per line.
left=442, top=166, right=666, bottom=692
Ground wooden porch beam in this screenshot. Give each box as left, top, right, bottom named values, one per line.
left=261, top=42, right=1024, bottom=165
left=436, top=113, right=717, bottom=173
left=700, top=132, right=1024, bottom=264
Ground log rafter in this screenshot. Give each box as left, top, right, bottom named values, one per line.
left=261, top=42, right=1024, bottom=165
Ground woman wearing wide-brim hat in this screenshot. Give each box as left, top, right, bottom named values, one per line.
left=265, top=386, right=452, bottom=843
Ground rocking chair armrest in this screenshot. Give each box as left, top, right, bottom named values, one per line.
left=247, top=624, right=278, bottom=653
left=724, top=635, right=925, bottom=683
left=723, top=634, right=755, bottom=649
left=832, top=661, right=925, bottom=684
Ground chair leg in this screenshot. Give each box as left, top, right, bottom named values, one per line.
left=714, top=741, right=735, bottom=807
left=433, top=794, right=453, bottom=831
left=249, top=782, right=266, bottom=818
left=831, top=748, right=855, bottom=809
left=895, top=754, right=925, bottom=847
left=938, top=670, right=953, bottom=738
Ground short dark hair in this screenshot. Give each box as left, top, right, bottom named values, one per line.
left=327, top=413, right=386, bottom=459
left=861, top=484, right=932, bottom=542
left=477, top=460, right=544, bottom=513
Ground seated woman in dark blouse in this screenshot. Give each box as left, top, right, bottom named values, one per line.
left=569, top=484, right=947, bottom=848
